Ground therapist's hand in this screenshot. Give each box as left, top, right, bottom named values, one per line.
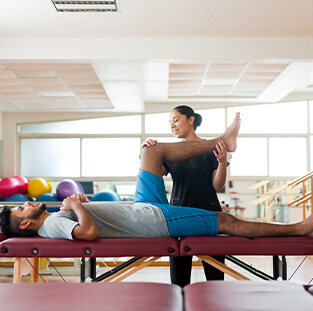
left=141, top=138, right=157, bottom=148
left=213, top=141, right=228, bottom=165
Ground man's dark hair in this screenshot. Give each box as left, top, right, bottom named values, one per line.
left=0, top=206, right=37, bottom=237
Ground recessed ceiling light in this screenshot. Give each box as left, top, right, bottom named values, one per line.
left=51, top=1, right=117, bottom=12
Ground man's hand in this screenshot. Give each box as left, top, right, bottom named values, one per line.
left=70, top=193, right=89, bottom=202
left=60, top=196, right=80, bottom=211
left=60, top=193, right=89, bottom=211
left=59, top=194, right=99, bottom=240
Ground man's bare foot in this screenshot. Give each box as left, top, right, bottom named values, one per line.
left=223, top=112, right=241, bottom=152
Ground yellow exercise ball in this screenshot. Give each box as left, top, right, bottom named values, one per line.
left=46, top=180, right=52, bottom=193
left=27, top=178, right=51, bottom=198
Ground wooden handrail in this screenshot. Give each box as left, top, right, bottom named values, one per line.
left=267, top=184, right=287, bottom=194
left=295, top=195, right=312, bottom=207
left=288, top=192, right=311, bottom=206
left=288, top=171, right=313, bottom=187
left=250, top=195, right=271, bottom=205
left=248, top=180, right=270, bottom=190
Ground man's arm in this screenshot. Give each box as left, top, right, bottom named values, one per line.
left=61, top=196, right=99, bottom=240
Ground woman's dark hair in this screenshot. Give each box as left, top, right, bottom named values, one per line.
left=173, top=105, right=202, bottom=130
left=0, top=206, right=37, bottom=237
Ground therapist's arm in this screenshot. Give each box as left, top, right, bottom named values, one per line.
left=212, top=141, right=228, bottom=192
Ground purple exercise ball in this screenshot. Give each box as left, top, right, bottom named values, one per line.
left=75, top=181, right=85, bottom=194
left=56, top=179, right=83, bottom=201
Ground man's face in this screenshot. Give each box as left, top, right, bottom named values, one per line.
left=11, top=201, right=47, bottom=220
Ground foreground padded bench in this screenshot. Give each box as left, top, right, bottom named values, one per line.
left=180, top=236, right=313, bottom=280
left=1, top=281, right=312, bottom=311
left=184, top=281, right=313, bottom=311
left=0, top=282, right=183, bottom=311
left=0, top=236, right=179, bottom=283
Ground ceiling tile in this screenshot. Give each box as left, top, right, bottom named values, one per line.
left=0, top=85, right=34, bottom=92
left=4, top=63, right=52, bottom=70
left=169, top=72, right=205, bottom=80
left=21, top=78, right=64, bottom=86
left=199, top=85, right=233, bottom=95
left=0, top=70, right=17, bottom=79
left=70, top=84, right=105, bottom=91
left=169, top=64, right=207, bottom=72
left=31, top=84, right=69, bottom=92
left=246, top=63, right=289, bottom=72
left=0, top=79, right=26, bottom=86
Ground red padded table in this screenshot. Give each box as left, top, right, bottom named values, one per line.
left=0, top=236, right=179, bottom=283
left=180, top=236, right=313, bottom=256
left=0, top=282, right=183, bottom=311
left=180, top=236, right=313, bottom=280
left=0, top=236, right=179, bottom=258
left=184, top=281, right=313, bottom=311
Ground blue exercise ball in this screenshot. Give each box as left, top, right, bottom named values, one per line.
left=91, top=190, right=121, bottom=201
left=4, top=193, right=29, bottom=202
left=36, top=193, right=59, bottom=202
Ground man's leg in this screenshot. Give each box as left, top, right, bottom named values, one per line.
left=141, top=112, right=241, bottom=177
left=216, top=212, right=313, bottom=237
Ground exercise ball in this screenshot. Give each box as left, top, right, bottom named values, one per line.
left=91, top=190, right=121, bottom=201
left=13, top=176, right=29, bottom=194
left=56, top=179, right=82, bottom=201
left=46, top=181, right=52, bottom=193
left=28, top=178, right=51, bottom=198
left=0, top=177, right=18, bottom=197
left=4, top=193, right=28, bottom=202
left=0, top=176, right=29, bottom=197
left=36, top=193, right=59, bottom=202
left=75, top=181, right=85, bottom=194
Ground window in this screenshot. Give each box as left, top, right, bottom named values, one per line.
left=145, top=112, right=171, bottom=134
left=145, top=108, right=225, bottom=134
left=17, top=103, right=312, bottom=179
left=21, top=138, right=80, bottom=177
left=196, top=108, right=225, bottom=134
left=19, top=115, right=141, bottom=134
left=82, top=138, right=140, bottom=177
left=269, top=137, right=307, bottom=176
left=228, top=102, right=307, bottom=134
left=230, top=138, right=268, bottom=176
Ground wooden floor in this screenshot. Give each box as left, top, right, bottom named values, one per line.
left=0, top=255, right=312, bottom=284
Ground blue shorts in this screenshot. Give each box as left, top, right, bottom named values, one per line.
left=135, top=169, right=218, bottom=238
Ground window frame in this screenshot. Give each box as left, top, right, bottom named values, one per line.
left=16, top=101, right=312, bottom=182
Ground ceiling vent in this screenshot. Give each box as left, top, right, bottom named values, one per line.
left=51, top=1, right=117, bottom=12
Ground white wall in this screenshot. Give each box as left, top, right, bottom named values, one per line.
left=0, top=112, right=2, bottom=177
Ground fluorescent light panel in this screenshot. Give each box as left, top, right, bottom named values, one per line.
left=52, top=1, right=117, bottom=12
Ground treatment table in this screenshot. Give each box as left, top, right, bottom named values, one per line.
left=1, top=234, right=313, bottom=283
